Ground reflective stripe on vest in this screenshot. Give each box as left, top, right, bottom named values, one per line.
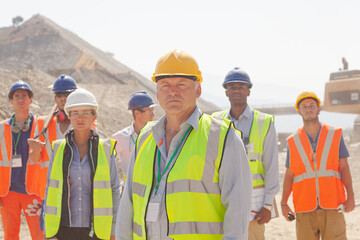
left=288, top=124, right=346, bottom=213
left=37, top=116, right=57, bottom=199
left=45, top=138, right=115, bottom=239
left=248, top=110, right=272, bottom=187
left=212, top=109, right=273, bottom=187
left=132, top=114, right=233, bottom=240
left=0, top=121, right=12, bottom=196
left=0, top=118, right=41, bottom=197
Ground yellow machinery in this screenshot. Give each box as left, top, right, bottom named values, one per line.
left=323, top=69, right=360, bottom=114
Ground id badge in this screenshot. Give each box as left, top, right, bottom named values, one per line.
left=12, top=154, right=22, bottom=168
left=246, top=143, right=254, bottom=153
left=146, top=202, right=160, bottom=222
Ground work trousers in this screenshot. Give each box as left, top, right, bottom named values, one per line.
left=248, top=221, right=265, bottom=240
left=0, top=191, right=43, bottom=240
left=296, top=209, right=346, bottom=240
left=55, top=226, right=101, bottom=240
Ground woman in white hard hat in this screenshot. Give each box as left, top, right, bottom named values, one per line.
left=42, top=88, right=120, bottom=240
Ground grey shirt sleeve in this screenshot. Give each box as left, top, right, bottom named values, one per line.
left=220, top=127, right=252, bottom=240
left=110, top=153, right=121, bottom=236
left=339, top=134, right=349, bottom=159
left=262, top=121, right=280, bottom=205
left=115, top=151, right=135, bottom=240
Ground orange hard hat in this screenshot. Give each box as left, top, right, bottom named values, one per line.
left=295, top=91, right=321, bottom=111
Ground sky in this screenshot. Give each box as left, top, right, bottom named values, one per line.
left=1, top=0, right=360, bottom=132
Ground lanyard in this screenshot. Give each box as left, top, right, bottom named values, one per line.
left=129, top=134, right=136, bottom=152
left=130, top=134, right=136, bottom=145
left=155, top=126, right=192, bottom=191
left=13, top=132, right=21, bottom=154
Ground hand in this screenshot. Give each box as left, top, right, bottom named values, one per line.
left=110, top=235, right=115, bottom=240
left=27, top=138, right=44, bottom=153
left=343, top=195, right=355, bottom=213
left=281, top=204, right=295, bottom=222
left=252, top=207, right=271, bottom=224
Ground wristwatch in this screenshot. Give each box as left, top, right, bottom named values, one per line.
left=264, top=204, right=273, bottom=211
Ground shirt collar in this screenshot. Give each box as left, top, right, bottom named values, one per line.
left=151, top=106, right=201, bottom=141
left=129, top=121, right=136, bottom=136
left=227, top=104, right=252, bottom=121
left=6, top=113, right=33, bottom=125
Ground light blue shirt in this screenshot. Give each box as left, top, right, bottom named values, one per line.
left=43, top=135, right=120, bottom=235
left=224, top=105, right=280, bottom=206
left=116, top=107, right=252, bottom=240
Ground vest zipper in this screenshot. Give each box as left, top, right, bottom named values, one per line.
left=89, top=140, right=95, bottom=237
left=313, top=152, right=320, bottom=207
left=66, top=139, right=74, bottom=226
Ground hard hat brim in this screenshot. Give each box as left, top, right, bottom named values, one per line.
left=64, top=104, right=98, bottom=115
left=295, top=96, right=321, bottom=111
left=223, top=80, right=252, bottom=89
left=152, top=73, right=203, bottom=83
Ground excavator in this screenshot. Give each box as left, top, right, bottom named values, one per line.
left=323, top=58, right=360, bottom=114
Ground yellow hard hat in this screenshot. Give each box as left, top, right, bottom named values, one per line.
left=295, top=91, right=321, bottom=111
left=152, top=49, right=203, bottom=83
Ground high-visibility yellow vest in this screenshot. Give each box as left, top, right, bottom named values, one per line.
left=132, top=114, right=239, bottom=240
left=45, top=138, right=115, bottom=239
left=212, top=109, right=273, bottom=187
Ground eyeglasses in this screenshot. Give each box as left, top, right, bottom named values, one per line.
left=69, top=111, right=94, bottom=119
left=56, top=92, right=71, bottom=98
left=135, top=109, right=155, bottom=114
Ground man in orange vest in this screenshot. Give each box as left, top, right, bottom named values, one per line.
left=0, top=80, right=43, bottom=240
left=280, top=91, right=355, bottom=240
left=28, top=74, right=77, bottom=199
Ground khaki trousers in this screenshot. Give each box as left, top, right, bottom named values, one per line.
left=296, top=209, right=346, bottom=240
left=248, top=221, right=265, bottom=240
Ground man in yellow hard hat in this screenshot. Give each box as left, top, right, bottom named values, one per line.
left=212, top=67, right=279, bottom=240
left=281, top=91, right=355, bottom=240
left=115, top=49, right=252, bottom=240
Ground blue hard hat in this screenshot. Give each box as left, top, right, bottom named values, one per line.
left=52, top=74, right=77, bottom=93
left=8, top=80, right=33, bottom=99
left=223, top=67, right=252, bottom=89
left=128, top=91, right=156, bottom=110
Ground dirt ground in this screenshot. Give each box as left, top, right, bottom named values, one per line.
left=1, top=146, right=360, bottom=240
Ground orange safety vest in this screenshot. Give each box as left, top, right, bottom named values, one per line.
left=0, top=117, right=41, bottom=197
left=287, top=124, right=346, bottom=213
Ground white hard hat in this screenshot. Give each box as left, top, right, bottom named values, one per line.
left=64, top=88, right=98, bottom=115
